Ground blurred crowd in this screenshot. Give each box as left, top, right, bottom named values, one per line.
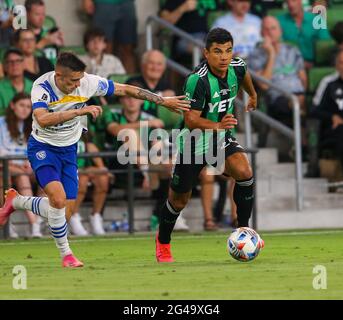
left=1, top=0, right=343, bottom=237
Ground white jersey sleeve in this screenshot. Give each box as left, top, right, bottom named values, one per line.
left=85, top=73, right=115, bottom=98
left=31, top=85, right=50, bottom=111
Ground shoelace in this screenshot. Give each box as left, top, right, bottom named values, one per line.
left=160, top=245, right=171, bottom=257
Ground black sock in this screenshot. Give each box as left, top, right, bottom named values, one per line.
left=158, top=200, right=180, bottom=244
left=234, top=177, right=254, bottom=227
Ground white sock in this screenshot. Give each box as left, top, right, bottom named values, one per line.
left=48, top=206, right=72, bottom=257
left=13, top=196, right=49, bottom=220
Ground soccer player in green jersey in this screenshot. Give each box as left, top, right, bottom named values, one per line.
left=156, top=28, right=258, bottom=262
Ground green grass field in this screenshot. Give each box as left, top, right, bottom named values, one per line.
left=0, top=230, right=342, bottom=300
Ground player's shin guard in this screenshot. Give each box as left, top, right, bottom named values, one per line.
left=158, top=200, right=181, bottom=244
left=234, top=177, right=254, bottom=227
left=48, top=206, right=72, bottom=257
left=13, top=196, right=49, bottom=219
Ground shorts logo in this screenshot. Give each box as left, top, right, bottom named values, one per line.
left=172, top=174, right=180, bottom=186
left=36, top=151, right=46, bottom=160
left=221, top=138, right=242, bottom=150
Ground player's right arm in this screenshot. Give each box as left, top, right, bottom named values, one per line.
left=183, top=74, right=237, bottom=131
left=33, top=105, right=102, bottom=128
left=31, top=84, right=102, bottom=128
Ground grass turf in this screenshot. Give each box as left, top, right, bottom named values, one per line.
left=0, top=230, right=342, bottom=300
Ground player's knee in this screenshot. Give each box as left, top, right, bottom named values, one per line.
left=200, top=171, right=214, bottom=184
left=234, top=166, right=253, bottom=181
left=49, top=195, right=67, bottom=209
left=171, top=200, right=187, bottom=212
left=169, top=194, right=190, bottom=212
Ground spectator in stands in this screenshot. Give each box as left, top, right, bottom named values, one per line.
left=127, top=50, right=177, bottom=231
left=212, top=0, right=262, bottom=59
left=12, top=29, right=54, bottom=82
left=311, top=49, right=343, bottom=167
left=0, top=93, right=42, bottom=238
left=248, top=16, right=307, bottom=127
left=79, top=27, right=126, bottom=79
left=0, top=0, right=14, bottom=49
left=277, top=0, right=331, bottom=69
left=102, top=94, right=188, bottom=230
left=82, top=0, right=137, bottom=73
left=0, top=48, right=33, bottom=116
left=159, top=0, right=215, bottom=66
left=104, top=94, right=165, bottom=190
left=127, top=50, right=175, bottom=118
left=69, top=135, right=110, bottom=236
left=25, top=0, right=64, bottom=64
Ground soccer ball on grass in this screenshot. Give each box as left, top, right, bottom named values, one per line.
left=227, top=227, right=264, bottom=262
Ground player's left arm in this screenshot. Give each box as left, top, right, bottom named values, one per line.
left=113, top=82, right=190, bottom=113
left=241, top=71, right=258, bottom=112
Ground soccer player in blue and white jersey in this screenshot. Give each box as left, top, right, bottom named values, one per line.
left=0, top=52, right=190, bottom=268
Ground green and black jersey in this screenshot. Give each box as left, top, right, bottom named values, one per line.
left=177, top=57, right=247, bottom=155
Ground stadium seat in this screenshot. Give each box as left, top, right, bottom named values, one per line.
left=108, top=74, right=136, bottom=84
left=267, top=8, right=287, bottom=17
left=158, top=105, right=183, bottom=130
left=158, top=29, right=172, bottom=58
left=60, top=46, right=86, bottom=56
left=331, top=0, right=343, bottom=6
left=308, top=66, right=335, bottom=93
left=327, top=8, right=343, bottom=30
left=207, top=10, right=226, bottom=29
left=43, top=15, right=57, bottom=31
left=315, top=39, right=336, bottom=66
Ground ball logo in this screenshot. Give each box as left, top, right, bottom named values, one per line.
left=36, top=151, right=46, bottom=160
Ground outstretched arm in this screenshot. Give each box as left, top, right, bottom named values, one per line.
left=241, top=71, right=258, bottom=112
left=113, top=83, right=190, bottom=113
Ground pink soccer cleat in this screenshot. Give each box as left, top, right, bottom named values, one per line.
left=155, top=233, right=174, bottom=263
left=0, top=188, right=18, bottom=226
left=62, top=254, right=84, bottom=268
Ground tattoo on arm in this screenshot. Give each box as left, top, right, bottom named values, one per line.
left=136, top=89, right=164, bottom=104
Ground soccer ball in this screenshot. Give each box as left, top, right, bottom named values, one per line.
left=227, top=227, right=264, bottom=262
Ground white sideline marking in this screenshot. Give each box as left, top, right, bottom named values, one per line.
left=0, top=230, right=343, bottom=246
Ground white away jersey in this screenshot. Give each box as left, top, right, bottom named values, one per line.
left=31, top=71, right=115, bottom=146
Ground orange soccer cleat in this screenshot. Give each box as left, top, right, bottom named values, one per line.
left=62, top=254, right=84, bottom=268
left=0, top=188, right=18, bottom=226
left=155, top=233, right=174, bottom=263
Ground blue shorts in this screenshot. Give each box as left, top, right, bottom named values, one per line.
left=27, top=136, right=78, bottom=199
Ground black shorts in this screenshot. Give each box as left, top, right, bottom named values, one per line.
left=170, top=135, right=245, bottom=194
